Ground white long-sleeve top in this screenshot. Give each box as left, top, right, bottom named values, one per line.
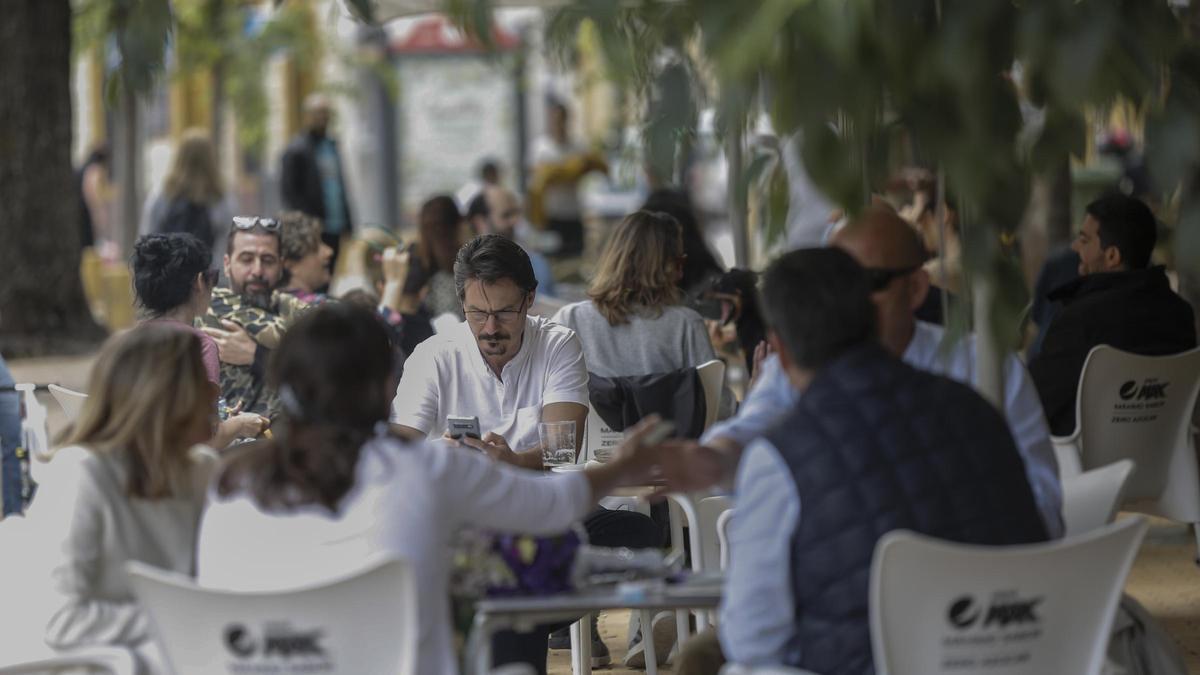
left=196, top=436, right=592, bottom=675
left=25, top=445, right=215, bottom=653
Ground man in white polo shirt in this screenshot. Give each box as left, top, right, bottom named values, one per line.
left=391, top=234, right=660, bottom=670
left=391, top=234, right=587, bottom=464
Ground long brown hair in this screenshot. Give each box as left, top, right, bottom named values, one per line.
left=588, top=210, right=684, bottom=325
left=217, top=303, right=394, bottom=513
left=163, top=128, right=224, bottom=204
left=58, top=324, right=213, bottom=499
left=417, top=195, right=463, bottom=274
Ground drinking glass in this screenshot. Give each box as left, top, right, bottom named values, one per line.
left=539, top=421, right=577, bottom=468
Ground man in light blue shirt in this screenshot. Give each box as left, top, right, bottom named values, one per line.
left=709, top=247, right=1048, bottom=673
left=702, top=209, right=1063, bottom=539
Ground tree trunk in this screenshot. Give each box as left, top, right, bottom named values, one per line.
left=0, top=0, right=106, bottom=356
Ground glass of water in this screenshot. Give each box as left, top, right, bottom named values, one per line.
left=539, top=421, right=577, bottom=468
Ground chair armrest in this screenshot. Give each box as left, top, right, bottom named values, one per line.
left=0, top=645, right=136, bottom=675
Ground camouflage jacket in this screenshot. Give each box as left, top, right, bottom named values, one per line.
left=201, top=287, right=310, bottom=418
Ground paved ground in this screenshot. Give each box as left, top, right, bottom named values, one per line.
left=10, top=354, right=1200, bottom=673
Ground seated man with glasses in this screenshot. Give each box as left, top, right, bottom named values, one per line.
left=200, top=216, right=310, bottom=418
left=391, top=233, right=660, bottom=671
left=669, top=207, right=1063, bottom=540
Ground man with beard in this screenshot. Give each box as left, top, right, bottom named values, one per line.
left=390, top=234, right=660, bottom=670
left=202, top=216, right=309, bottom=418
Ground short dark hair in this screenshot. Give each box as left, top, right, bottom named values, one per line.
left=131, top=233, right=212, bottom=315
left=761, top=247, right=877, bottom=370
left=226, top=223, right=281, bottom=256
left=453, top=234, right=538, bottom=301
left=479, top=159, right=500, bottom=184
left=466, top=192, right=489, bottom=221
left=1085, top=192, right=1157, bottom=269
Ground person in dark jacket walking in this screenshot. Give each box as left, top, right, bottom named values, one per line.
left=1029, top=192, right=1197, bottom=436
left=680, top=247, right=1048, bottom=675
left=280, top=94, right=354, bottom=266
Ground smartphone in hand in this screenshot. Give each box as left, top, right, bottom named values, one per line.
left=446, top=415, right=481, bottom=441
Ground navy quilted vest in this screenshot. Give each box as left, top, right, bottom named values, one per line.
left=765, top=344, right=1048, bottom=675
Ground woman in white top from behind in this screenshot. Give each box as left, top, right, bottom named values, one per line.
left=196, top=303, right=664, bottom=675
left=17, top=324, right=219, bottom=670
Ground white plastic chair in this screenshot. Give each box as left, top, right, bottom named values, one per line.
left=0, top=645, right=136, bottom=675
left=126, top=558, right=418, bottom=675
left=1050, top=346, right=1200, bottom=556
left=1061, top=459, right=1135, bottom=537
left=870, top=517, right=1148, bottom=675
left=15, top=384, right=50, bottom=488
left=667, top=493, right=732, bottom=640
left=47, top=384, right=87, bottom=423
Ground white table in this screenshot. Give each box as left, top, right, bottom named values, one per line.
left=468, top=578, right=722, bottom=675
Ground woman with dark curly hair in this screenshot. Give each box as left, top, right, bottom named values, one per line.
left=131, top=233, right=222, bottom=383
left=131, top=233, right=267, bottom=446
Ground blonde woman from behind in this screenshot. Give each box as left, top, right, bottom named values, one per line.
left=18, top=325, right=220, bottom=673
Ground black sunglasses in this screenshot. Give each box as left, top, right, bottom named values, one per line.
left=232, top=216, right=280, bottom=232
left=866, top=264, right=921, bottom=291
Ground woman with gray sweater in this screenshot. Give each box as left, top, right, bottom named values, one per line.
left=552, top=209, right=719, bottom=379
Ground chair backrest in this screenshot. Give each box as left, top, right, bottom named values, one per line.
left=696, top=495, right=732, bottom=572
left=15, top=384, right=51, bottom=492
left=47, top=384, right=87, bottom=423
left=697, top=359, right=726, bottom=431
left=127, top=558, right=417, bottom=675
left=870, top=517, right=1147, bottom=675
left=1061, top=459, right=1135, bottom=537
left=716, top=507, right=734, bottom=571
left=1074, top=346, right=1200, bottom=518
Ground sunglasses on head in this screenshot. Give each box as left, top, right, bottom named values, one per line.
left=866, top=264, right=921, bottom=292
left=232, top=216, right=280, bottom=232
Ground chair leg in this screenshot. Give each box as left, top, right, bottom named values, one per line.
left=641, top=609, right=658, bottom=675
left=570, top=614, right=592, bottom=675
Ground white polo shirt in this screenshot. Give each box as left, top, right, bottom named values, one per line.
left=390, top=315, right=590, bottom=451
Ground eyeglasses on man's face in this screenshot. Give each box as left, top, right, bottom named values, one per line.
left=232, top=216, right=280, bottom=232
left=464, top=297, right=528, bottom=325
left=865, top=264, right=922, bottom=292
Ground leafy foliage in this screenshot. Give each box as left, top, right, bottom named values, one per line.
left=174, top=0, right=319, bottom=157
left=73, top=0, right=174, bottom=100
left=425, top=0, right=1200, bottom=371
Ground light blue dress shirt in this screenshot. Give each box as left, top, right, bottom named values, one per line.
left=719, top=438, right=800, bottom=666
left=704, top=321, right=1063, bottom=538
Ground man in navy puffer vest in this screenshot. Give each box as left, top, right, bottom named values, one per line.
left=718, top=248, right=1048, bottom=675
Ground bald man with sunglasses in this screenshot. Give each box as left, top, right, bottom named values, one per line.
left=667, top=208, right=1063, bottom=538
